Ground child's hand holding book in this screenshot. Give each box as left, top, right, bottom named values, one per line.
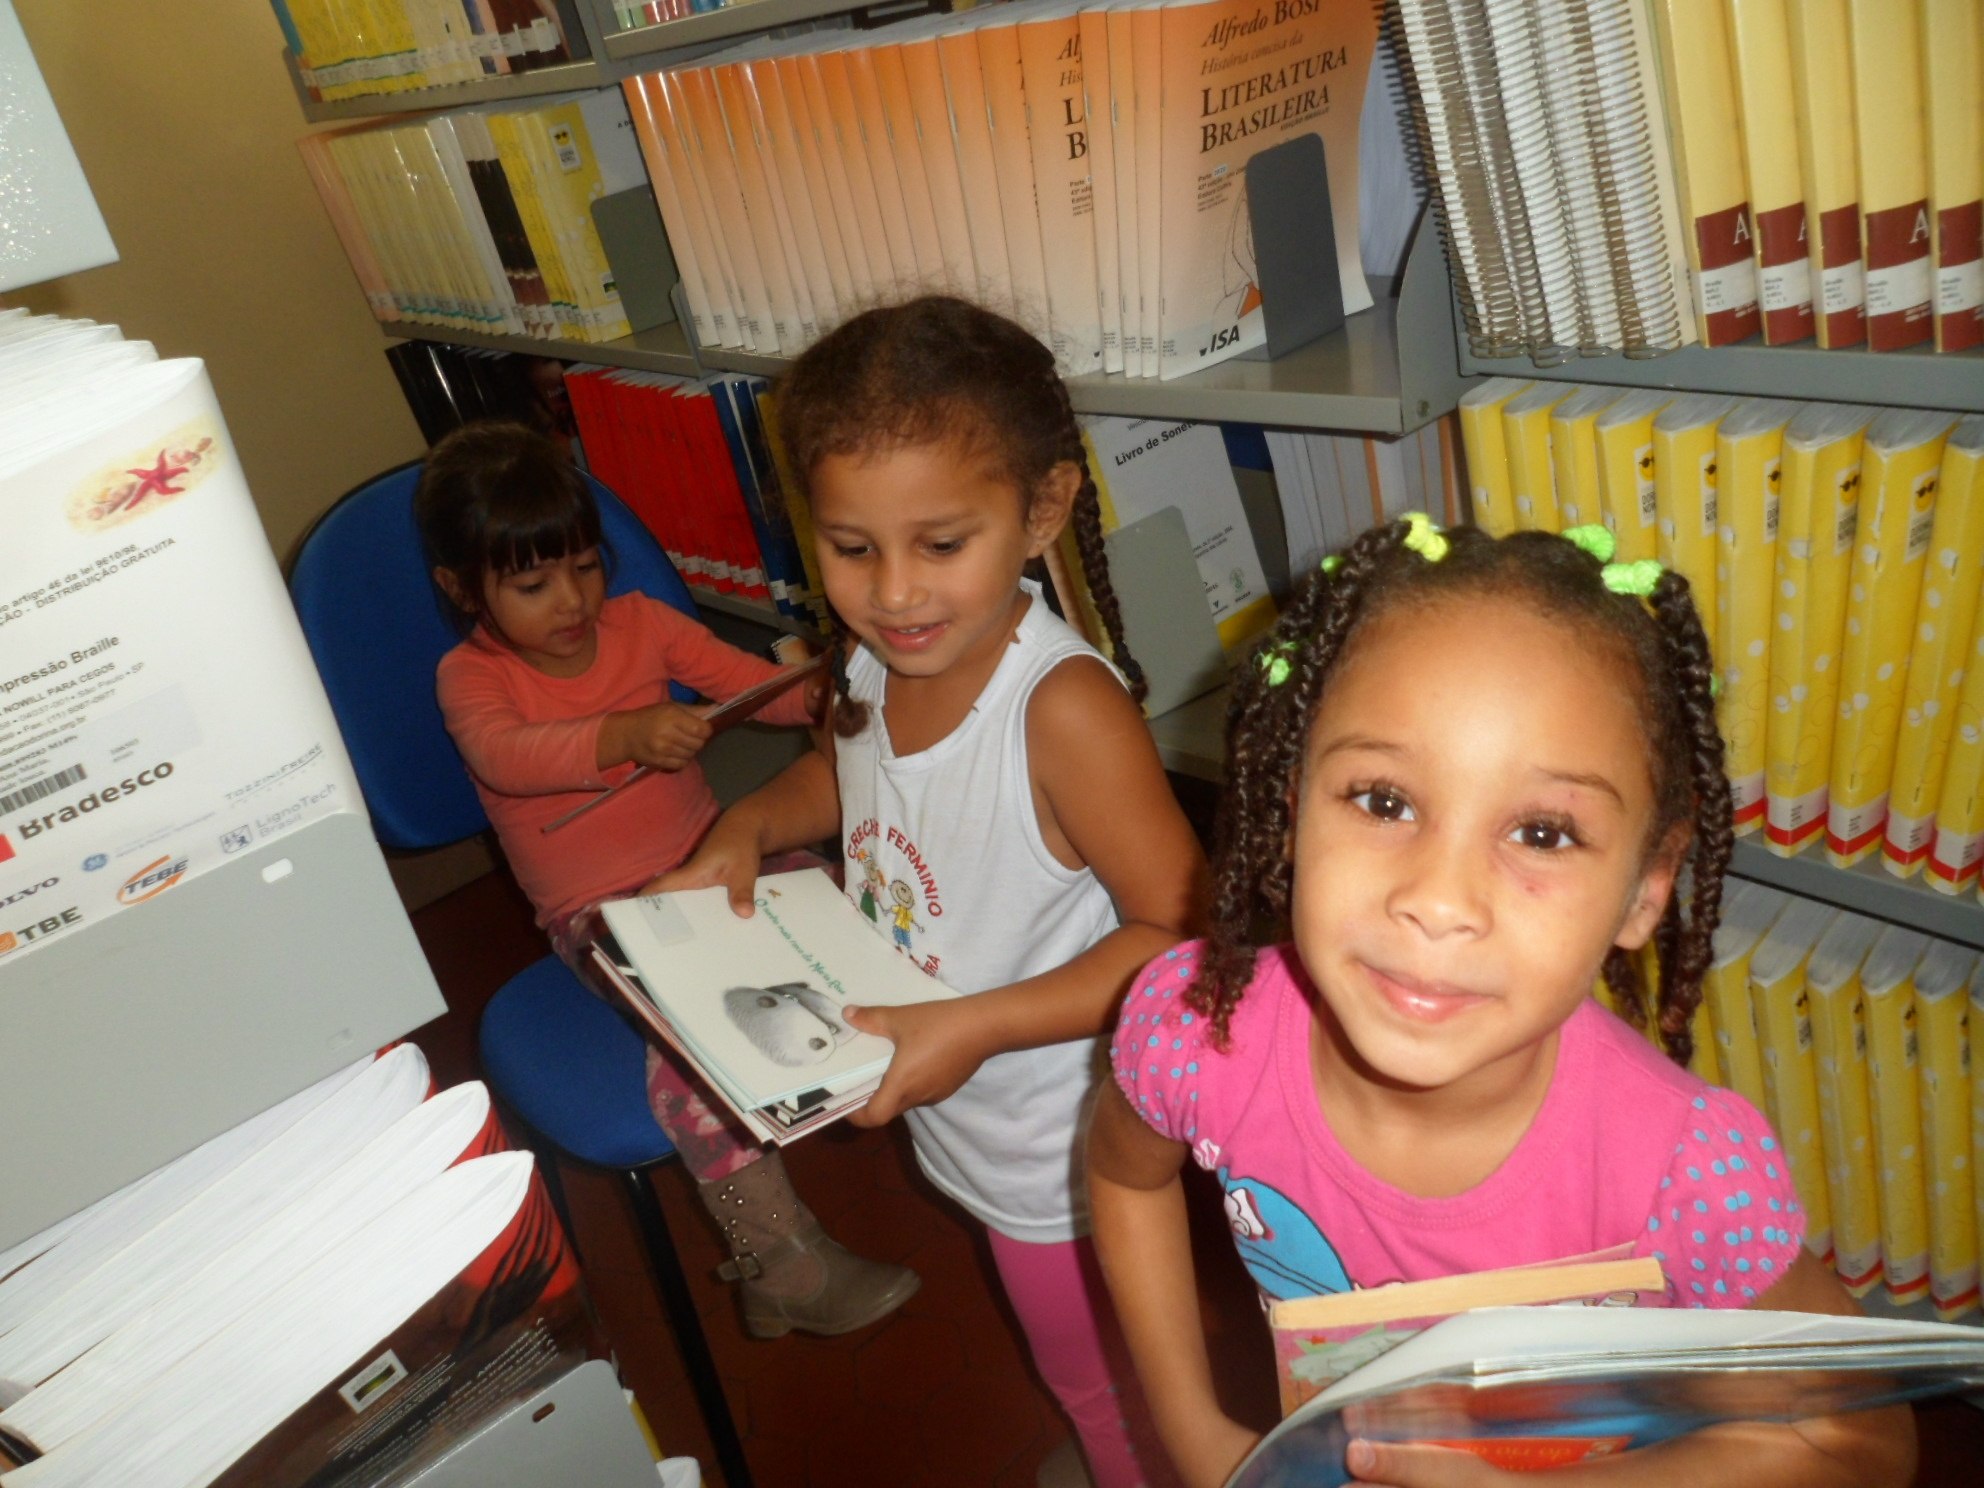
left=842, top=998, right=1001, bottom=1127
left=599, top=700, right=716, bottom=774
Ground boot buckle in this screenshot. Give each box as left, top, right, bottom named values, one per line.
left=717, top=1252, right=764, bottom=1283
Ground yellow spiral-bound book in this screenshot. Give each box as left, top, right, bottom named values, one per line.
left=1827, top=412, right=1958, bottom=867
left=1919, top=945, right=1980, bottom=1319
left=1750, top=897, right=1839, bottom=1267
left=1457, top=379, right=1531, bottom=538
left=1766, top=406, right=1874, bottom=856
left=1862, top=926, right=1934, bottom=1305
left=1502, top=384, right=1572, bottom=534
left=1653, top=395, right=1737, bottom=643
left=1593, top=391, right=1673, bottom=563
left=1703, top=881, right=1787, bottom=1117
left=1884, top=418, right=1984, bottom=877
left=1717, top=400, right=1797, bottom=836
left=1805, top=912, right=1887, bottom=1295
left=1549, top=389, right=1622, bottom=532
left=1971, top=960, right=1984, bottom=1305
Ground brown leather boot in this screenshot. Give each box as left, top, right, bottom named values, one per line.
left=699, top=1153, right=920, bottom=1339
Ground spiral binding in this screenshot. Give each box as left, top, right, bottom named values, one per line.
left=1391, top=0, right=1690, bottom=364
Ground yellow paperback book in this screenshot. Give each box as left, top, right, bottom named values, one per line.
left=1704, top=883, right=1787, bottom=1166
left=1648, top=0, right=1763, bottom=346
left=1921, top=0, right=1984, bottom=352
left=1919, top=945, right=1980, bottom=1319
left=1652, top=395, right=1736, bottom=643
left=1765, top=405, right=1873, bottom=856
left=1154, top=0, right=1377, bottom=379
left=1722, top=0, right=1813, bottom=345
left=1501, top=384, right=1571, bottom=533
left=1785, top=0, right=1867, bottom=348
left=1748, top=897, right=1839, bottom=1266
left=1805, top=911, right=1888, bottom=1296
left=1593, top=391, right=1673, bottom=563
left=1716, top=400, right=1796, bottom=835
left=1885, top=417, right=1984, bottom=876
left=1972, top=961, right=1984, bottom=1304
left=1923, top=424, right=1984, bottom=892
left=1547, top=388, right=1621, bottom=532
left=1862, top=926, right=1934, bottom=1305
left=1456, top=378, right=1530, bottom=538
left=1846, top=0, right=1935, bottom=351
left=1826, top=411, right=1957, bottom=867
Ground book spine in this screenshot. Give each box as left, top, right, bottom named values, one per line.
left=1865, top=979, right=1933, bottom=1304
left=1715, top=417, right=1785, bottom=835
left=1921, top=0, right=1984, bottom=352
left=1847, top=0, right=1935, bottom=351
left=1502, top=394, right=1566, bottom=533
left=1750, top=957, right=1837, bottom=1267
left=1917, top=986, right=1978, bottom=1319
left=1807, top=976, right=1885, bottom=1295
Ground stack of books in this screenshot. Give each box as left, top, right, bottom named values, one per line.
left=1458, top=389, right=1984, bottom=883
left=298, top=92, right=642, bottom=344
left=271, top=0, right=592, bottom=103
left=563, top=365, right=825, bottom=625
left=1391, top=0, right=1982, bottom=358
left=1266, top=419, right=1464, bottom=573
left=622, top=0, right=1384, bottom=379
left=1654, top=878, right=1984, bottom=1324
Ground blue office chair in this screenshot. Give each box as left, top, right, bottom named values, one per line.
left=289, top=460, right=753, bottom=1488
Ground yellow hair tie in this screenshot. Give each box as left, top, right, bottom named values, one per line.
left=1400, top=511, right=1449, bottom=563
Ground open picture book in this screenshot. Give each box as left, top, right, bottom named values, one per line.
left=1232, top=1303, right=1984, bottom=1487
left=594, top=868, right=961, bottom=1144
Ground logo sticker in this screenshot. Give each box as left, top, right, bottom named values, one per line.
left=118, top=854, right=188, bottom=905
left=66, top=419, right=224, bottom=532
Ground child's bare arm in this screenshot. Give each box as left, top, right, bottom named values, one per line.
left=644, top=747, right=841, bottom=911
left=1346, top=1251, right=1918, bottom=1488
left=1089, top=1084, right=1261, bottom=1488
left=844, top=659, right=1209, bottom=1123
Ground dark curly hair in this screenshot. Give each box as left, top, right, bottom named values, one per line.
left=1194, top=519, right=1731, bottom=1067
left=773, top=296, right=1146, bottom=734
left=413, top=420, right=604, bottom=637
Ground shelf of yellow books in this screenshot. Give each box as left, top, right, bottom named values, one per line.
left=1459, top=339, right=1983, bottom=417
left=380, top=319, right=704, bottom=378
left=696, top=221, right=1475, bottom=437
left=600, top=0, right=902, bottom=63
left=285, top=52, right=614, bottom=123
left=1148, top=684, right=1984, bottom=954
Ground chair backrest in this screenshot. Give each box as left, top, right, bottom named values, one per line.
left=289, top=460, right=698, bottom=852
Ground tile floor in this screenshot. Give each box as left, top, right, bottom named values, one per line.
left=410, top=868, right=1984, bottom=1488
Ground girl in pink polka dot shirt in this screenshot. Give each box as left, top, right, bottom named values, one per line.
left=1086, top=521, right=1915, bottom=1488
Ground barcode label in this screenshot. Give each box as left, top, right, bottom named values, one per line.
left=0, top=764, right=86, bottom=815
left=1835, top=482, right=1860, bottom=556
left=1764, top=460, right=1782, bottom=542
left=1636, top=443, right=1657, bottom=527
left=1907, top=506, right=1936, bottom=563
left=1699, top=453, right=1718, bottom=537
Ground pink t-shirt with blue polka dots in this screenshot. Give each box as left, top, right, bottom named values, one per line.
left=1111, top=941, right=1806, bottom=1309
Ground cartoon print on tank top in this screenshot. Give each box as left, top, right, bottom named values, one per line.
left=1194, top=1137, right=1353, bottom=1301
left=844, top=815, right=945, bottom=977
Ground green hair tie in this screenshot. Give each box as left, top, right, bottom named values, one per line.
left=1711, top=672, right=1724, bottom=700
left=1562, top=524, right=1617, bottom=563
left=1400, top=511, right=1449, bottom=564
left=1320, top=555, right=1343, bottom=576
left=1601, top=558, right=1665, bottom=598
left=1256, top=639, right=1298, bottom=688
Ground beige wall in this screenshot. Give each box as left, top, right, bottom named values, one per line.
left=4, top=1, right=497, bottom=908
left=4, top=0, right=425, bottom=564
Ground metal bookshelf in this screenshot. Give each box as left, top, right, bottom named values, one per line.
left=1459, top=335, right=1983, bottom=416
left=285, top=51, right=612, bottom=122
left=696, top=586, right=823, bottom=637
left=381, top=318, right=703, bottom=377
left=697, top=224, right=1475, bottom=436
left=601, top=0, right=902, bottom=62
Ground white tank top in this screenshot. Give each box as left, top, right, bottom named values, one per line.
left=836, top=582, right=1122, bottom=1242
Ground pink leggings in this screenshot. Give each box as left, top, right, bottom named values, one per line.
left=988, top=1229, right=1179, bottom=1488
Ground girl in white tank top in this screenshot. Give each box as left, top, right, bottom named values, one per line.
left=660, top=299, right=1207, bottom=1487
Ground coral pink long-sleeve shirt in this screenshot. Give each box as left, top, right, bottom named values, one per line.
left=436, top=594, right=813, bottom=925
